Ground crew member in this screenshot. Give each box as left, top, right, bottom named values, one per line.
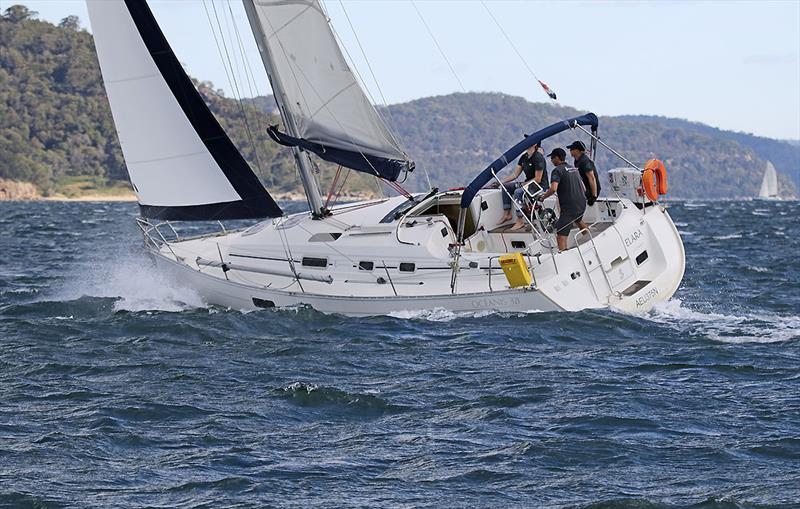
left=495, top=141, right=547, bottom=225
left=567, top=140, right=601, bottom=206
left=536, top=148, right=588, bottom=251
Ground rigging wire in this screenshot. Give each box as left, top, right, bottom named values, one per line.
left=410, top=0, right=466, bottom=93
left=276, top=216, right=304, bottom=292
left=386, top=180, right=412, bottom=199
left=329, top=1, right=405, bottom=152
left=219, top=2, right=267, bottom=176
left=479, top=1, right=558, bottom=102
left=256, top=5, right=408, bottom=200
left=333, top=168, right=352, bottom=206
left=333, top=3, right=406, bottom=149
left=202, top=1, right=237, bottom=99
left=325, top=165, right=343, bottom=209
left=334, top=0, right=432, bottom=191
left=225, top=0, right=276, bottom=188
left=202, top=0, right=267, bottom=179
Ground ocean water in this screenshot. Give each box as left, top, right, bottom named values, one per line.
left=0, top=200, right=798, bottom=508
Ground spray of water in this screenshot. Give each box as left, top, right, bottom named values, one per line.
left=52, top=250, right=204, bottom=313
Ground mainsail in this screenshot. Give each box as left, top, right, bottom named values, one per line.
left=758, top=161, right=779, bottom=199
left=243, top=0, right=413, bottom=181
left=87, top=0, right=282, bottom=220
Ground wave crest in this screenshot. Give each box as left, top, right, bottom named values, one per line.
left=277, top=382, right=405, bottom=415
left=649, top=299, right=800, bottom=344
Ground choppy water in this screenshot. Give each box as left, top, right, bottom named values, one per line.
left=0, top=200, right=798, bottom=508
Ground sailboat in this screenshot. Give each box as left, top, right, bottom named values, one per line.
left=86, top=0, right=685, bottom=316
left=757, top=161, right=780, bottom=200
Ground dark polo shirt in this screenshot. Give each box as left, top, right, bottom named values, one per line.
left=551, top=163, right=587, bottom=218
left=518, top=150, right=548, bottom=192
left=575, top=152, right=601, bottom=197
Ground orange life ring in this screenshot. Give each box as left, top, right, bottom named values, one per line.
left=642, top=159, right=668, bottom=201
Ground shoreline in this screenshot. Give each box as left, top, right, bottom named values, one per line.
left=2, top=191, right=380, bottom=203
left=41, top=194, right=138, bottom=202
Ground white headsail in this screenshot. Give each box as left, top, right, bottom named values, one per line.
left=242, top=0, right=412, bottom=180
left=87, top=0, right=281, bottom=220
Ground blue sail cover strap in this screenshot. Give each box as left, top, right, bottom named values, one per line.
left=268, top=126, right=414, bottom=182
left=460, top=113, right=599, bottom=208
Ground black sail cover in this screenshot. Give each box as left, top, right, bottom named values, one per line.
left=267, top=126, right=413, bottom=182
left=87, top=0, right=282, bottom=220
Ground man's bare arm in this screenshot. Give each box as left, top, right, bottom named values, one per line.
left=500, top=164, right=524, bottom=185
left=588, top=170, right=598, bottom=197
left=539, top=182, right=559, bottom=201
left=533, top=169, right=544, bottom=191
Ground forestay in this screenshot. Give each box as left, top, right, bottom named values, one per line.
left=243, top=0, right=413, bottom=181
left=86, top=0, right=281, bottom=220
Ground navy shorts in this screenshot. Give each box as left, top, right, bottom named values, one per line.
left=554, top=214, right=583, bottom=237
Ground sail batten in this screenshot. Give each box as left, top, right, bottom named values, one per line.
left=87, top=0, right=282, bottom=220
left=244, top=0, right=413, bottom=181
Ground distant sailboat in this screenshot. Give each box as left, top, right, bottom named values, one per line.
left=757, top=161, right=780, bottom=200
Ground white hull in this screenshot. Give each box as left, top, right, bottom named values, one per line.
left=152, top=253, right=562, bottom=315
left=141, top=190, right=685, bottom=316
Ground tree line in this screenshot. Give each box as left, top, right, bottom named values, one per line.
left=2, top=6, right=796, bottom=199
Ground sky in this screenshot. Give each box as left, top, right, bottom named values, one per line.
left=11, top=0, right=800, bottom=140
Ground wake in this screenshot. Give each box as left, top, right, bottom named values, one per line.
left=648, top=299, right=800, bottom=344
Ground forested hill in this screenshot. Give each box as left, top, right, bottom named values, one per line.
left=0, top=6, right=319, bottom=197
left=1, top=7, right=797, bottom=200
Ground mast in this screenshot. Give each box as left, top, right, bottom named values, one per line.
left=242, top=0, right=326, bottom=218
